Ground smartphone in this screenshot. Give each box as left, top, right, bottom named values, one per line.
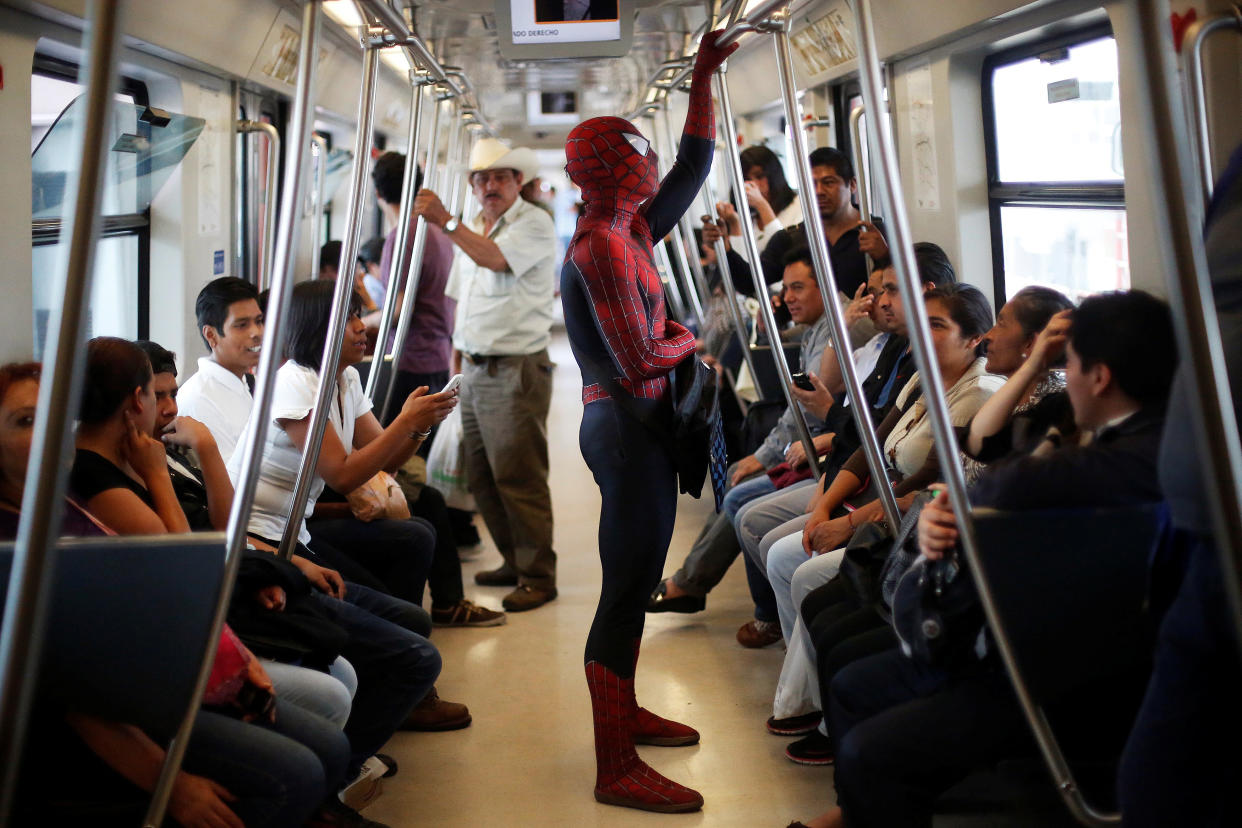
left=790, top=372, right=815, bottom=391
left=441, top=373, right=463, bottom=395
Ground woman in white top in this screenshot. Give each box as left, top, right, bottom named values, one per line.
left=229, top=281, right=458, bottom=602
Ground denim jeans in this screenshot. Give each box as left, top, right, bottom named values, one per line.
left=262, top=659, right=354, bottom=727
left=310, top=516, right=435, bottom=607
left=184, top=700, right=350, bottom=825
left=313, top=583, right=441, bottom=774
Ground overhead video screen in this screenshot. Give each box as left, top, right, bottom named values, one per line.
left=511, top=0, right=620, bottom=45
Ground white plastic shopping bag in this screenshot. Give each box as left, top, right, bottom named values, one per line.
left=425, top=405, right=474, bottom=510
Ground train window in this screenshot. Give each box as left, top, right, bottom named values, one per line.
left=983, top=27, right=1127, bottom=303
left=30, top=60, right=204, bottom=357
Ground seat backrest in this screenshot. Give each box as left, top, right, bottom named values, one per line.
left=0, top=532, right=227, bottom=740
left=971, top=504, right=1161, bottom=703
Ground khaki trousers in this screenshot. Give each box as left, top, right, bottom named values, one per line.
left=460, top=350, right=556, bottom=587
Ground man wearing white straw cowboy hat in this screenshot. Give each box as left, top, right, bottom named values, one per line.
left=413, top=137, right=559, bottom=612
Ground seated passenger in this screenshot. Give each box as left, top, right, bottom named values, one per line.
left=135, top=339, right=359, bottom=725
left=648, top=246, right=834, bottom=622
left=71, top=337, right=450, bottom=783
left=358, top=235, right=386, bottom=312
left=228, top=279, right=474, bottom=732
left=772, top=285, right=1072, bottom=762
left=794, top=290, right=1176, bottom=828
left=0, top=361, right=363, bottom=828
left=176, top=276, right=265, bottom=462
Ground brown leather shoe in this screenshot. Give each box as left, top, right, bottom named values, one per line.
left=430, top=599, right=507, bottom=627
left=736, top=619, right=783, bottom=648
left=502, top=584, right=558, bottom=612
left=401, top=687, right=472, bottom=731
left=473, top=564, right=519, bottom=587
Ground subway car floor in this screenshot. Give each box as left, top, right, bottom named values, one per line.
left=365, top=329, right=1080, bottom=827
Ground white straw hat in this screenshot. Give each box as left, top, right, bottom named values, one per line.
left=468, top=137, right=541, bottom=183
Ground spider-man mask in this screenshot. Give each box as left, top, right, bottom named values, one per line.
left=565, top=116, right=659, bottom=210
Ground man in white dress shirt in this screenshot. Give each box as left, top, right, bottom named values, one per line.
left=413, top=138, right=559, bottom=612
left=176, top=276, right=264, bottom=462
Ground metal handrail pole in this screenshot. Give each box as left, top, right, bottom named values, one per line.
left=381, top=92, right=446, bottom=420
left=700, top=159, right=762, bottom=387
left=0, top=2, right=125, bottom=820
left=237, top=121, right=281, bottom=289
left=848, top=105, right=873, bottom=224
left=713, top=66, right=821, bottom=475
left=278, top=41, right=381, bottom=559
left=849, top=1, right=1112, bottom=823
left=1137, top=0, right=1242, bottom=659
left=146, top=1, right=322, bottom=820
left=1183, top=13, right=1241, bottom=204
left=310, top=133, right=328, bottom=280
left=656, top=105, right=715, bottom=312
left=655, top=232, right=691, bottom=321
left=652, top=107, right=708, bottom=321
left=718, top=0, right=790, bottom=47
left=439, top=100, right=464, bottom=197
left=768, top=29, right=898, bottom=510
left=366, top=76, right=428, bottom=400
left=848, top=104, right=877, bottom=276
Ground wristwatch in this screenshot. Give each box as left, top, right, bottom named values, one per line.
left=443, top=216, right=460, bottom=233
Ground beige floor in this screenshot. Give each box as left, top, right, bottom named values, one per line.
left=368, top=331, right=830, bottom=827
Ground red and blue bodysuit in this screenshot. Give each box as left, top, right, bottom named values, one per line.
left=561, top=30, right=735, bottom=814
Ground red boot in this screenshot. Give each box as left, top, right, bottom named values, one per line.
left=586, top=661, right=704, bottom=813
left=630, top=639, right=700, bottom=747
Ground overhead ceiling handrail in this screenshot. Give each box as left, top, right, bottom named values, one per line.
left=0, top=0, right=127, bottom=819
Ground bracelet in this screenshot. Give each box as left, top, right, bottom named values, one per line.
left=409, top=427, right=431, bottom=441
left=846, top=511, right=856, bottom=529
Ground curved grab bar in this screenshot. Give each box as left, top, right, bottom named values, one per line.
left=237, top=120, right=281, bottom=290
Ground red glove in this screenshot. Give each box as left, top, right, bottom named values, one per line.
left=694, top=29, right=739, bottom=76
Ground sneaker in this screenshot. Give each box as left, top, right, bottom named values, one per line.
left=431, top=599, right=507, bottom=627
left=474, top=564, right=519, bottom=587
left=785, top=730, right=834, bottom=766
left=502, top=584, right=558, bottom=612
left=736, top=619, right=783, bottom=648
left=338, top=757, right=385, bottom=811
left=401, top=687, right=472, bottom=731
left=311, top=797, right=391, bottom=827
left=767, top=711, right=822, bottom=736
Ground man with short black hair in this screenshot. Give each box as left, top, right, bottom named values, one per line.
left=177, top=277, right=264, bottom=462
left=707, top=146, right=888, bottom=301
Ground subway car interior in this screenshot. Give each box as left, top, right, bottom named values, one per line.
left=0, top=0, right=1240, bottom=826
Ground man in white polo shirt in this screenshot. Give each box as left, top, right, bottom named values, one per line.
left=413, top=138, right=558, bottom=612
left=176, top=276, right=263, bottom=461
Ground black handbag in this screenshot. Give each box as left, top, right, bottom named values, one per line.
left=891, top=554, right=984, bottom=668
left=838, top=520, right=896, bottom=608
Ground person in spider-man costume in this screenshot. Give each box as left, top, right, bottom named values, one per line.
left=560, top=29, right=736, bottom=814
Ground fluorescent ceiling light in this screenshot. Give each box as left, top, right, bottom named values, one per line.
left=380, top=48, right=410, bottom=74
left=323, top=0, right=365, bottom=29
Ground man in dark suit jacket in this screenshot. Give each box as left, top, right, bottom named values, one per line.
left=801, top=290, right=1178, bottom=828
